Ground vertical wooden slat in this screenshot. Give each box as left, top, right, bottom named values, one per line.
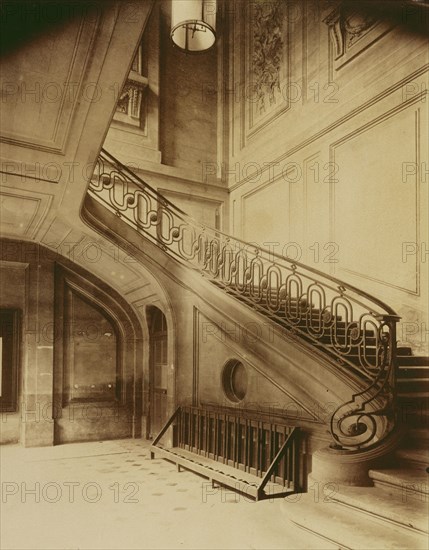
left=228, top=415, right=232, bottom=465
left=223, top=416, right=227, bottom=463
left=216, top=414, right=219, bottom=460
left=189, top=409, right=194, bottom=452
left=288, top=428, right=293, bottom=488
left=215, top=411, right=220, bottom=461
left=191, top=410, right=195, bottom=451
left=234, top=416, right=238, bottom=468
left=214, top=412, right=218, bottom=461
left=258, top=421, right=263, bottom=477
left=181, top=408, right=184, bottom=449
left=291, top=430, right=300, bottom=491
left=204, top=413, right=210, bottom=456
left=270, top=427, right=274, bottom=480
left=203, top=409, right=205, bottom=454
left=283, top=426, right=287, bottom=486
left=226, top=416, right=229, bottom=463
left=244, top=417, right=249, bottom=472
left=263, top=423, right=267, bottom=477
left=237, top=417, right=241, bottom=469
left=197, top=408, right=201, bottom=453
left=290, top=428, right=295, bottom=489
left=182, top=408, right=186, bottom=448
left=276, top=428, right=282, bottom=484
left=164, top=407, right=299, bottom=495
left=219, top=414, right=224, bottom=460
left=177, top=408, right=182, bottom=448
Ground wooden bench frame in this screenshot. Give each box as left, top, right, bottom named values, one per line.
left=150, top=405, right=300, bottom=501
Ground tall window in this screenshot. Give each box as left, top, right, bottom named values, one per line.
left=105, top=5, right=161, bottom=164
left=0, top=309, right=20, bottom=412
left=114, top=44, right=148, bottom=129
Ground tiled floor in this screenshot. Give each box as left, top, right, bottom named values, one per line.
left=1, top=438, right=327, bottom=550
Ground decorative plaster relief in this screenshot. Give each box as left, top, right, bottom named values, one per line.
left=245, top=0, right=290, bottom=140
left=324, top=3, right=393, bottom=70
left=252, top=0, right=284, bottom=115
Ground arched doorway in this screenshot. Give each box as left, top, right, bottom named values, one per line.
left=147, top=306, right=169, bottom=437
left=54, top=264, right=143, bottom=444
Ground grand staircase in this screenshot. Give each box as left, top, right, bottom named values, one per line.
left=85, top=149, right=428, bottom=548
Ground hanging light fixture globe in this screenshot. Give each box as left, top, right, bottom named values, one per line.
left=171, top=0, right=217, bottom=53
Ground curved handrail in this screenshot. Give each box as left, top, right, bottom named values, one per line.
left=98, top=150, right=397, bottom=317
left=88, top=148, right=400, bottom=451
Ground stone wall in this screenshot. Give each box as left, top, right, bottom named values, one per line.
left=221, top=0, right=429, bottom=354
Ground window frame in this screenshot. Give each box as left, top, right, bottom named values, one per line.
left=0, top=309, right=21, bottom=413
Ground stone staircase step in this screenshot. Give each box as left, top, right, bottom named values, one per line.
left=398, top=356, right=429, bottom=367
left=369, top=468, right=429, bottom=500
left=398, top=366, right=429, bottom=379
left=284, top=493, right=428, bottom=550
left=397, top=379, right=429, bottom=393
left=328, top=484, right=429, bottom=534
left=315, top=334, right=376, bottom=345
left=266, top=311, right=326, bottom=322
left=397, top=404, right=429, bottom=429
left=397, top=346, right=413, bottom=356
left=397, top=391, right=429, bottom=399
left=395, top=447, right=429, bottom=469
left=401, top=427, right=429, bottom=448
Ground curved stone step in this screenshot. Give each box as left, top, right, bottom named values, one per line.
left=398, top=366, right=429, bottom=379
left=327, top=484, right=428, bottom=534
left=401, top=427, right=429, bottom=448
left=395, top=447, right=429, bottom=469
left=398, top=356, right=429, bottom=367
left=369, top=468, right=429, bottom=499
left=398, top=391, right=429, bottom=399
left=284, top=492, right=428, bottom=550
left=397, top=378, right=429, bottom=393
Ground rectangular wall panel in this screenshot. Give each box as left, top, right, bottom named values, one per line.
left=333, top=107, right=419, bottom=294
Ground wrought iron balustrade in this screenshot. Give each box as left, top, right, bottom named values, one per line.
left=88, top=149, right=400, bottom=451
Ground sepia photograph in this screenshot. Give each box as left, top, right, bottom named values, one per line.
left=0, top=0, right=428, bottom=548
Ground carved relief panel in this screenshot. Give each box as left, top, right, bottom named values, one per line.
left=245, top=0, right=290, bottom=138
left=324, top=2, right=394, bottom=72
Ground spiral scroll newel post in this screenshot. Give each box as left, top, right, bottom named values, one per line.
left=329, top=314, right=400, bottom=450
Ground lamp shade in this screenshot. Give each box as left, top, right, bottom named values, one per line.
left=171, top=0, right=216, bottom=53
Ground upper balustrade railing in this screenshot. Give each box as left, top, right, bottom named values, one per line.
left=88, top=149, right=400, bottom=450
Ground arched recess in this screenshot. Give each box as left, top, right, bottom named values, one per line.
left=54, top=263, right=144, bottom=444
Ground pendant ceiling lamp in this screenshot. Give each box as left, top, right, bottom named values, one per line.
left=171, top=0, right=217, bottom=53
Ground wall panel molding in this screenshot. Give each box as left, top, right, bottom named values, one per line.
left=331, top=102, right=422, bottom=295
left=0, top=188, right=54, bottom=239
left=0, top=15, right=100, bottom=154
left=229, top=66, right=428, bottom=192
left=195, top=308, right=320, bottom=421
